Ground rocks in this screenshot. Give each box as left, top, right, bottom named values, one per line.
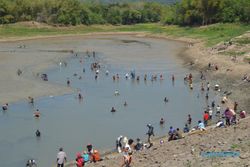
left=238, top=138, right=243, bottom=141
left=239, top=153, right=250, bottom=159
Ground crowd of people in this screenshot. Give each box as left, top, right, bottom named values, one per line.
left=2, top=51, right=248, bottom=167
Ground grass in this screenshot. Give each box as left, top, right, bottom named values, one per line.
left=220, top=51, right=246, bottom=56
left=234, top=38, right=250, bottom=45
left=231, top=144, right=239, bottom=149
left=0, top=23, right=249, bottom=46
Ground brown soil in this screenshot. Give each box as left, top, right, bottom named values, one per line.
left=83, top=117, right=250, bottom=167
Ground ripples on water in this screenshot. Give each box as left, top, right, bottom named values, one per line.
left=0, top=36, right=220, bottom=167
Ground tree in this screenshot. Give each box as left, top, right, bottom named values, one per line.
left=106, top=6, right=122, bottom=25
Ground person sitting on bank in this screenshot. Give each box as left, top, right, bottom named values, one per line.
left=91, top=150, right=102, bottom=163
left=82, top=151, right=89, bottom=163
left=198, top=120, right=206, bottom=131
left=183, top=124, right=190, bottom=133
left=134, top=138, right=143, bottom=151
left=121, top=147, right=132, bottom=167
left=168, top=126, right=176, bottom=141
left=75, top=152, right=84, bottom=167
left=215, top=120, right=225, bottom=128
left=221, top=96, right=228, bottom=104
left=175, top=128, right=183, bottom=139
left=240, top=110, right=246, bottom=118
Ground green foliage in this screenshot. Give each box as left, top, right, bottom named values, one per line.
left=106, top=6, right=122, bottom=25
left=0, top=0, right=249, bottom=26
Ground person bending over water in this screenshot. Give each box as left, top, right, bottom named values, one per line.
left=2, top=103, right=8, bottom=111
left=26, top=159, right=37, bottom=167
left=114, top=90, right=120, bottom=96
left=164, top=97, right=169, bottom=103
left=124, top=101, right=128, bottom=107
left=28, top=96, right=34, bottom=104
left=111, top=107, right=116, bottom=113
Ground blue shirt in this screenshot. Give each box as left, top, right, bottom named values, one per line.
left=198, top=122, right=205, bottom=129
left=82, top=154, right=89, bottom=162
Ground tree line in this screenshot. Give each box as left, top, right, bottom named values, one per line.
left=0, top=0, right=249, bottom=26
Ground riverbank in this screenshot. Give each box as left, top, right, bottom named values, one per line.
left=82, top=116, right=250, bottom=167
left=1, top=22, right=250, bottom=46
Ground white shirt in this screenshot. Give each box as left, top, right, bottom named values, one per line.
left=208, top=109, right=213, bottom=116
left=57, top=151, right=66, bottom=164
left=216, top=106, right=221, bottom=112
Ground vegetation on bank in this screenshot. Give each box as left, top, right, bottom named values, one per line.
left=1, top=23, right=249, bottom=46
left=0, top=0, right=249, bottom=26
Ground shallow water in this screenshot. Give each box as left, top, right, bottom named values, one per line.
left=0, top=35, right=219, bottom=167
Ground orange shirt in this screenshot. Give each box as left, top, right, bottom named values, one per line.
left=92, top=152, right=100, bottom=162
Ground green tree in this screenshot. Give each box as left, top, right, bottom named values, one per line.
left=106, top=6, right=122, bottom=25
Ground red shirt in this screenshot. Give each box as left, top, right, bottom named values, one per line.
left=203, top=113, right=209, bottom=121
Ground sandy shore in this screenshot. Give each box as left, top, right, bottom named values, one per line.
left=80, top=117, right=250, bottom=167
left=0, top=39, right=74, bottom=104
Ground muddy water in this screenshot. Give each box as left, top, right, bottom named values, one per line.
left=0, top=35, right=218, bottom=167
